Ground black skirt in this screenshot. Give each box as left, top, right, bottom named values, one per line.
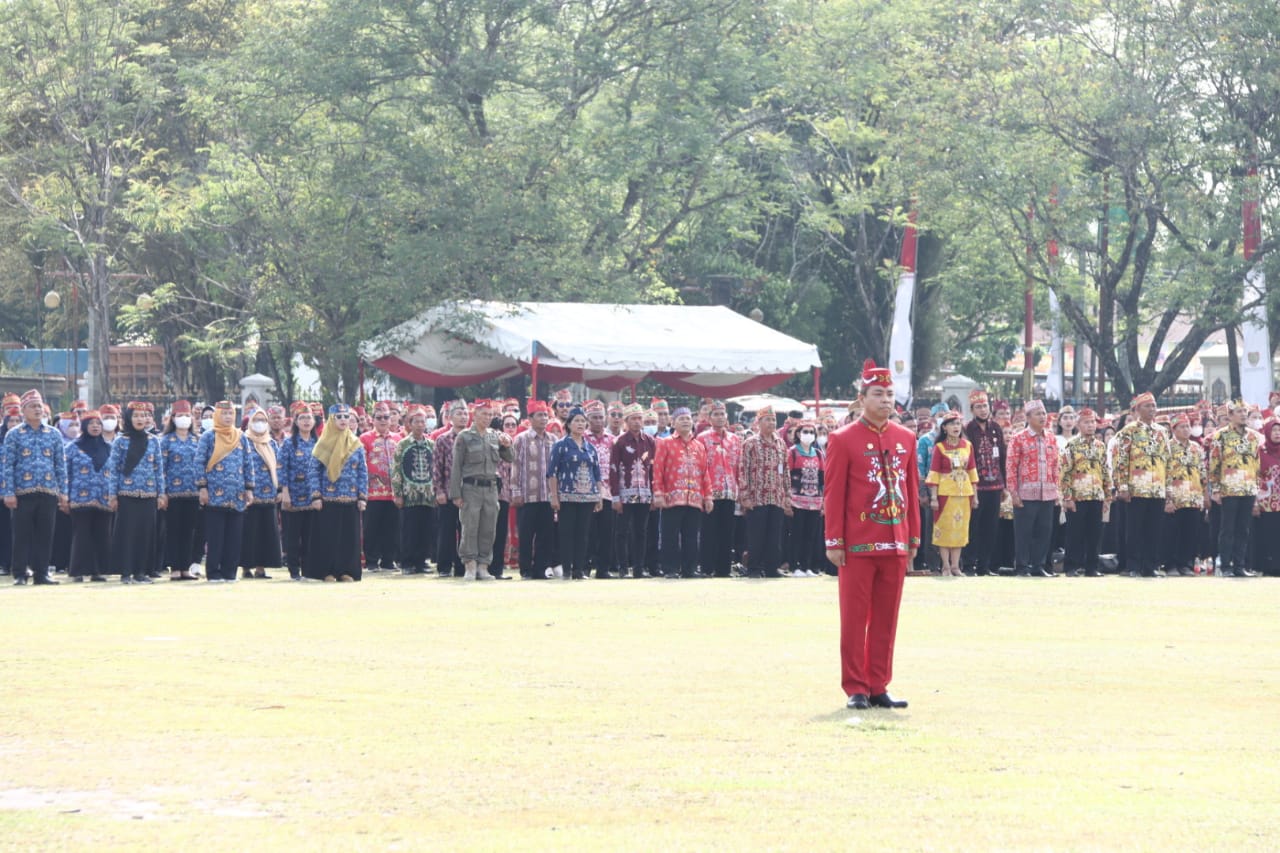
left=111, top=496, right=157, bottom=577
left=240, top=502, right=283, bottom=568
left=305, top=502, right=362, bottom=580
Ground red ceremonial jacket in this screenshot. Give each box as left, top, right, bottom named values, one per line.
left=823, top=417, right=921, bottom=558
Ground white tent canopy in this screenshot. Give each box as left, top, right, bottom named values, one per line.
left=361, top=300, right=822, bottom=396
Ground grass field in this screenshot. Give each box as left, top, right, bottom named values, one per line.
left=2, top=572, right=1279, bottom=851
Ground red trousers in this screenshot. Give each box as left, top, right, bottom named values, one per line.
left=838, top=554, right=907, bottom=696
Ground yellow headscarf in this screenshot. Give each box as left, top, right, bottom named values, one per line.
left=312, top=412, right=361, bottom=483
left=206, top=403, right=244, bottom=471
left=246, top=411, right=278, bottom=490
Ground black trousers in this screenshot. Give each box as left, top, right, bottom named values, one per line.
left=400, top=504, right=435, bottom=571
left=586, top=500, right=614, bottom=573
left=69, top=508, right=112, bottom=577
left=1164, top=506, right=1203, bottom=572
left=307, top=501, right=362, bottom=580
left=1218, top=495, right=1254, bottom=573
left=52, top=508, right=72, bottom=572
left=488, top=501, right=508, bottom=577
left=700, top=499, right=737, bottom=577
left=1064, top=500, right=1103, bottom=573
left=964, top=489, right=1003, bottom=572
left=163, top=497, right=203, bottom=571
left=435, top=501, right=463, bottom=576
left=1013, top=499, right=1055, bottom=573
left=1125, top=496, right=1166, bottom=575
left=660, top=505, right=702, bottom=577
left=241, top=502, right=282, bottom=569
left=791, top=507, right=825, bottom=573
left=557, top=501, right=594, bottom=578
left=517, top=501, right=557, bottom=578
left=362, top=500, right=400, bottom=569
left=916, top=496, right=936, bottom=571
left=1254, top=512, right=1280, bottom=576
left=203, top=507, right=245, bottom=581
left=282, top=509, right=315, bottom=578
left=11, top=493, right=57, bottom=577
left=111, top=496, right=158, bottom=578
left=647, top=508, right=661, bottom=572
left=746, top=504, right=786, bottom=575
left=0, top=503, right=10, bottom=571
left=619, top=503, right=650, bottom=573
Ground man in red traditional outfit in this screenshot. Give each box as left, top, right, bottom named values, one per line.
left=824, top=359, right=921, bottom=710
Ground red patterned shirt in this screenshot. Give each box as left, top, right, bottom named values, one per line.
left=360, top=429, right=403, bottom=501
left=1006, top=428, right=1060, bottom=502
left=586, top=429, right=614, bottom=500
left=652, top=432, right=711, bottom=508
left=696, top=428, right=742, bottom=501
left=739, top=432, right=791, bottom=508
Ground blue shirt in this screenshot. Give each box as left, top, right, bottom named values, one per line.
left=916, top=433, right=936, bottom=480
left=277, top=434, right=318, bottom=511
left=246, top=438, right=281, bottom=505
left=66, top=443, right=111, bottom=510
left=196, top=430, right=256, bottom=511
left=161, top=432, right=202, bottom=498
left=307, top=446, right=368, bottom=504
left=2, top=422, right=68, bottom=500
left=547, top=435, right=601, bottom=502
left=107, top=434, right=165, bottom=499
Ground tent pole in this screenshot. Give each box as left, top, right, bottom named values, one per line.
left=630, top=381, right=637, bottom=404
left=530, top=343, right=539, bottom=412
left=813, top=367, right=821, bottom=420
left=358, top=360, right=366, bottom=407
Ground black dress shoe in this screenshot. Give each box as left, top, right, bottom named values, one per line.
left=33, top=574, right=60, bottom=585
left=13, top=569, right=31, bottom=585
left=869, top=692, right=908, bottom=709
left=90, top=575, right=108, bottom=582
left=1235, top=568, right=1260, bottom=578
left=846, top=693, right=870, bottom=710
left=133, top=575, right=153, bottom=584
left=1019, top=568, right=1055, bottom=578
left=595, top=570, right=616, bottom=579
left=1085, top=570, right=1104, bottom=577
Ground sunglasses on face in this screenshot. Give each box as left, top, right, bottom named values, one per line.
left=375, top=415, right=390, bottom=420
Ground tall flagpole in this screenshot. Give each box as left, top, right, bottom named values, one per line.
left=1240, top=163, right=1271, bottom=406
left=888, top=209, right=917, bottom=407
left=1045, top=191, right=1064, bottom=403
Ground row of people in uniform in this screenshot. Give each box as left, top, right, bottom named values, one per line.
left=1, top=386, right=845, bottom=585
left=905, top=388, right=1280, bottom=579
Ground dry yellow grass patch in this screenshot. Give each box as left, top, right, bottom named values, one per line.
left=2, top=573, right=1279, bottom=850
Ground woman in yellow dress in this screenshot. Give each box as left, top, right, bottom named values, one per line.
left=926, top=411, right=980, bottom=576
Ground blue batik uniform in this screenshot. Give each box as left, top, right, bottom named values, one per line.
left=2, top=423, right=68, bottom=500
left=107, top=435, right=165, bottom=498
left=161, top=432, right=202, bottom=498
left=308, top=447, right=368, bottom=503
left=547, top=436, right=602, bottom=502
left=66, top=444, right=112, bottom=510
left=277, top=435, right=318, bottom=511
left=196, top=431, right=256, bottom=511
left=247, top=439, right=280, bottom=504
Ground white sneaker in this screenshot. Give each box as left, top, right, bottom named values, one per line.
left=544, top=566, right=555, bottom=579
left=551, top=564, right=564, bottom=579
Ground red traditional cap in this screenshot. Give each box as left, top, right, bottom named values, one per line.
left=622, top=403, right=645, bottom=418
left=128, top=400, right=155, bottom=414
left=99, top=403, right=120, bottom=417
left=57, top=411, right=74, bottom=420
left=373, top=402, right=391, bottom=415
left=420, top=404, right=437, bottom=416
left=650, top=397, right=669, bottom=412
left=859, top=359, right=892, bottom=390
left=1024, top=399, right=1046, bottom=415
left=606, top=400, right=624, bottom=414
left=553, top=388, right=574, bottom=403
left=351, top=406, right=365, bottom=417
left=19, top=389, right=43, bottom=409
left=709, top=400, right=727, bottom=413
left=474, top=398, right=496, bottom=409
left=171, top=400, right=192, bottom=415
left=528, top=400, right=552, bottom=415
left=446, top=399, right=469, bottom=415
left=81, top=409, right=102, bottom=422
left=584, top=399, right=605, bottom=414
left=289, top=401, right=310, bottom=416
left=939, top=410, right=963, bottom=426
left=969, top=388, right=989, bottom=405
left=1077, top=407, right=1097, bottom=419
left=755, top=405, right=774, bottom=420
left=1131, top=392, right=1156, bottom=408
left=1171, top=414, right=1191, bottom=428
left=309, top=402, right=324, bottom=414
left=546, top=420, right=563, bottom=434
left=267, top=405, right=286, bottom=417
left=2, top=392, right=19, bottom=407
left=72, top=400, right=87, bottom=410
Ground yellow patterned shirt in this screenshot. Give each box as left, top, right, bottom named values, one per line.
left=1207, top=426, right=1262, bottom=497
left=1165, top=439, right=1207, bottom=509
left=1058, top=435, right=1112, bottom=502
left=1111, top=420, right=1169, bottom=499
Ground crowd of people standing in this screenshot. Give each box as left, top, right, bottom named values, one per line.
left=5, top=378, right=1278, bottom=588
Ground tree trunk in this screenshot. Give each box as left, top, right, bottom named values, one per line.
left=85, top=252, right=112, bottom=406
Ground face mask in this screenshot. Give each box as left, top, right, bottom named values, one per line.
left=425, top=417, right=438, bottom=430
left=101, top=418, right=118, bottom=432
left=250, top=420, right=269, bottom=434
left=643, top=425, right=658, bottom=436
left=1190, top=425, right=1203, bottom=437
left=174, top=415, right=192, bottom=430
left=798, top=432, right=815, bottom=446
left=816, top=434, right=828, bottom=448
left=201, top=417, right=214, bottom=432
